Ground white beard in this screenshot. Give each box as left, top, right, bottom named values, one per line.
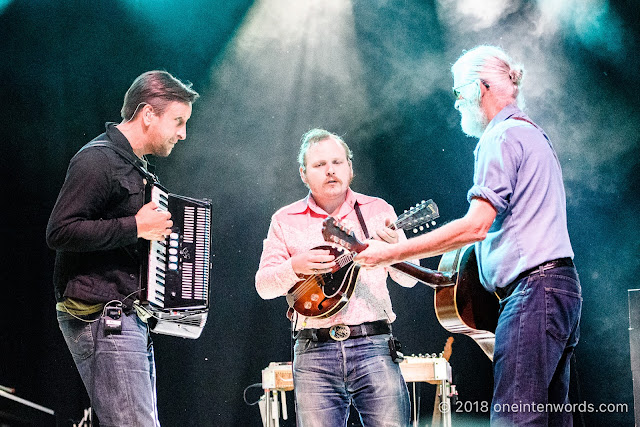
left=459, top=100, right=489, bottom=138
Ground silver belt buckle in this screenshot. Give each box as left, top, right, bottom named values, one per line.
left=329, top=324, right=351, bottom=341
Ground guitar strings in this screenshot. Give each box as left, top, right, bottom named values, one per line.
left=289, top=252, right=352, bottom=297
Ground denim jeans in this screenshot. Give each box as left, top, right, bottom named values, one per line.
left=491, top=266, right=582, bottom=427
left=57, top=308, right=160, bottom=427
left=293, top=333, right=410, bottom=427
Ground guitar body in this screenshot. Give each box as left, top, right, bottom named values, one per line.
left=435, top=244, right=499, bottom=361
left=286, top=245, right=361, bottom=319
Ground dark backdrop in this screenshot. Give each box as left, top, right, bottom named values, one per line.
left=2, top=0, right=639, bottom=426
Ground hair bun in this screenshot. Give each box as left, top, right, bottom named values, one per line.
left=509, top=68, right=523, bottom=85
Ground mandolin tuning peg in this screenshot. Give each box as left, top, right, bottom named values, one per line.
left=413, top=229, right=418, bottom=233
left=431, top=220, right=436, bottom=226
left=419, top=225, right=424, bottom=231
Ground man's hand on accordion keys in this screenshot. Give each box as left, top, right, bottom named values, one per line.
left=135, top=201, right=173, bottom=241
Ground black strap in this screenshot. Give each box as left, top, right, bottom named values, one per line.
left=79, top=141, right=159, bottom=184
left=353, top=202, right=369, bottom=239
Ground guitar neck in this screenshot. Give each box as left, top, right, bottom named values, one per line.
left=390, top=261, right=455, bottom=287
left=321, top=215, right=451, bottom=287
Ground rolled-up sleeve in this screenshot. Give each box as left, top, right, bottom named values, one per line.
left=467, top=131, right=522, bottom=215
left=255, top=216, right=300, bottom=300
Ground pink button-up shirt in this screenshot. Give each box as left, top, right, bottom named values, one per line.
left=255, top=188, right=417, bottom=330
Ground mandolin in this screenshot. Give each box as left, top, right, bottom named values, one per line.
left=286, top=200, right=439, bottom=319
left=322, top=220, right=499, bottom=360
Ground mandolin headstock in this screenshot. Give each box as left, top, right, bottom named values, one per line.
left=321, top=217, right=369, bottom=253
left=394, top=199, right=439, bottom=234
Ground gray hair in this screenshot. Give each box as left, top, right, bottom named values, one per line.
left=452, top=45, right=525, bottom=109
left=298, top=128, right=353, bottom=172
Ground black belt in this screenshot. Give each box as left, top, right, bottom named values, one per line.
left=495, top=257, right=574, bottom=299
left=295, top=320, right=390, bottom=342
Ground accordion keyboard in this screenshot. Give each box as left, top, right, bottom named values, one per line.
left=147, top=185, right=211, bottom=311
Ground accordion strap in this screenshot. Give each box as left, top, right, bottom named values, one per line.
left=80, top=141, right=159, bottom=184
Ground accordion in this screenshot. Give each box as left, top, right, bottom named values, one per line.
left=141, top=183, right=212, bottom=339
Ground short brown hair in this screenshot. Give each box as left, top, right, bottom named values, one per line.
left=121, top=70, right=199, bottom=121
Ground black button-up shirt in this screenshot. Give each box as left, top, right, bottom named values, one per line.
left=47, top=123, right=151, bottom=309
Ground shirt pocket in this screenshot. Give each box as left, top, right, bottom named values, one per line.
left=113, top=175, right=145, bottom=217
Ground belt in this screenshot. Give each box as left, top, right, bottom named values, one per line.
left=295, top=320, right=391, bottom=342
left=495, top=257, right=574, bottom=299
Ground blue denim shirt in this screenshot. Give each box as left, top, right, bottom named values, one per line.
left=467, top=104, right=574, bottom=291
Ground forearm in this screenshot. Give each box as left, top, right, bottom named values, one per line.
left=389, top=197, right=497, bottom=263
left=46, top=216, right=138, bottom=252
left=385, top=212, right=491, bottom=263
left=255, top=258, right=299, bottom=300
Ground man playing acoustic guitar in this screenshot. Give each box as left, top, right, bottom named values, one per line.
left=355, top=46, right=582, bottom=426
left=255, top=128, right=418, bottom=426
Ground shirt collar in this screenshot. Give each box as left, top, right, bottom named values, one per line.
left=104, top=122, right=135, bottom=154
left=104, top=122, right=155, bottom=176
left=287, top=188, right=376, bottom=216
left=482, top=102, right=522, bottom=135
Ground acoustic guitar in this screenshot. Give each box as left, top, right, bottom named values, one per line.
left=435, top=245, right=498, bottom=361
left=286, top=200, right=439, bottom=319
left=322, top=219, right=499, bottom=360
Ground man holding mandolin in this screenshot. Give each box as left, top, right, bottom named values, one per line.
left=255, top=128, right=418, bottom=426
left=355, top=45, right=582, bottom=426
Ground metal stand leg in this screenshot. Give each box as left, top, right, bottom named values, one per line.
left=440, top=381, right=452, bottom=427
left=260, top=389, right=286, bottom=427
left=410, top=382, right=421, bottom=427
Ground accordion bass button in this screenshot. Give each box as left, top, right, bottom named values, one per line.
left=170, top=233, right=179, bottom=239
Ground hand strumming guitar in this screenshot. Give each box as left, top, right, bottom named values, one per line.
left=291, top=248, right=337, bottom=276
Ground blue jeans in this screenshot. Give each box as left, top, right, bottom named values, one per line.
left=57, top=308, right=160, bottom=427
left=293, top=333, right=410, bottom=427
left=491, top=266, right=582, bottom=427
